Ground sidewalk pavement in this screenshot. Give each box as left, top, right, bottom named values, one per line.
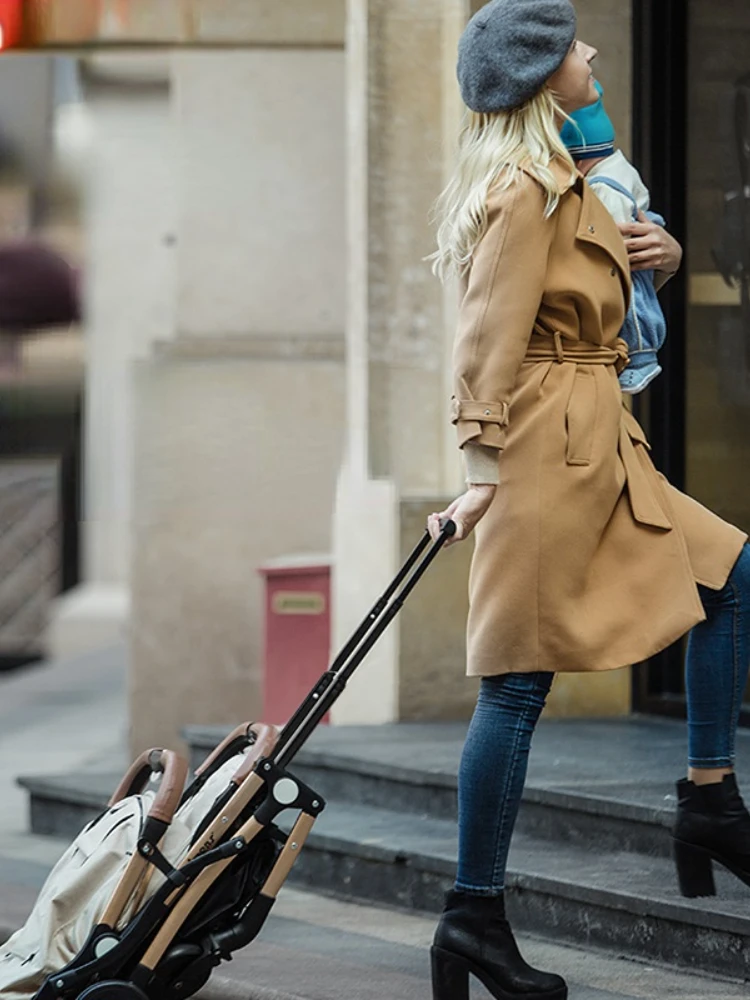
left=0, top=646, right=747, bottom=999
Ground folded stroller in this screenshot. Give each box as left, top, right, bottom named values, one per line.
left=0, top=522, right=455, bottom=1000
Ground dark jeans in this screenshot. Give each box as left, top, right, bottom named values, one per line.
left=456, top=542, right=750, bottom=895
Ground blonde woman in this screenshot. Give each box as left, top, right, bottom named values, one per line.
left=427, top=2, right=750, bottom=998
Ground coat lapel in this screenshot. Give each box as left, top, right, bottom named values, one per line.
left=516, top=156, right=632, bottom=307
left=575, top=179, right=631, bottom=300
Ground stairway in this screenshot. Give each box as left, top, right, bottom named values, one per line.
left=19, top=716, right=750, bottom=982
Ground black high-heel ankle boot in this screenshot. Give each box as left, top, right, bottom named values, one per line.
left=673, top=774, right=750, bottom=898
left=431, top=890, right=567, bottom=1000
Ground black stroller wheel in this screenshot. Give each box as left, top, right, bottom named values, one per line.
left=77, top=983, right=149, bottom=1000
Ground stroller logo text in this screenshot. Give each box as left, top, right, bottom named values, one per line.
left=198, top=832, right=216, bottom=854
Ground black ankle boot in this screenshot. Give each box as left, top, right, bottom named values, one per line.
left=673, top=774, right=750, bottom=898
left=431, top=890, right=567, bottom=1000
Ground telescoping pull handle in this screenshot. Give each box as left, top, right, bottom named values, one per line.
left=271, top=519, right=457, bottom=769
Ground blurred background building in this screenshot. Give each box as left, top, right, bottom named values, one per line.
left=0, top=1, right=747, bottom=753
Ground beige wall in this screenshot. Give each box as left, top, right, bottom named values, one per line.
left=31, top=0, right=347, bottom=46
left=575, top=0, right=632, bottom=158
left=130, top=341, right=345, bottom=754
left=129, top=44, right=348, bottom=753
left=174, top=50, right=346, bottom=338
left=187, top=0, right=346, bottom=45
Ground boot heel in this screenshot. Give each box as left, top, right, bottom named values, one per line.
left=674, top=839, right=716, bottom=898
left=431, top=946, right=470, bottom=1000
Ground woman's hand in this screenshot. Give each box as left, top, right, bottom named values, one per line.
left=427, top=484, right=496, bottom=547
left=617, top=210, right=683, bottom=275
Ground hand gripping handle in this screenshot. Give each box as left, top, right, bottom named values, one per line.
left=108, top=749, right=189, bottom=825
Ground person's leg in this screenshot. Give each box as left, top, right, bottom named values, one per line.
left=685, top=543, right=750, bottom=779
left=432, top=671, right=566, bottom=1000
left=675, top=543, right=750, bottom=898
left=456, top=671, right=554, bottom=892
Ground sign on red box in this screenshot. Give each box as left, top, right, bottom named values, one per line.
left=0, top=0, right=22, bottom=50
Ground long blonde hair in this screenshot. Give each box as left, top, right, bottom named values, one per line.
left=431, top=87, right=576, bottom=281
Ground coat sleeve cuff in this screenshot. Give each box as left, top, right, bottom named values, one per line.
left=451, top=397, right=508, bottom=450
left=463, top=442, right=500, bottom=485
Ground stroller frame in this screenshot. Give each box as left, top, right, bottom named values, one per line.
left=31, top=521, right=456, bottom=1000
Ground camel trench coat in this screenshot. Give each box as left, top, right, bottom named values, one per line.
left=452, top=158, right=747, bottom=677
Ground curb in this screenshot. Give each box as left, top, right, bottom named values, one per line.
left=198, top=976, right=307, bottom=1000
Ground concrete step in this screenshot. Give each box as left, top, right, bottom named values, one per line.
left=18, top=755, right=674, bottom=864
left=279, top=800, right=750, bottom=982
left=17, top=770, right=115, bottom=837
left=185, top=723, right=675, bottom=857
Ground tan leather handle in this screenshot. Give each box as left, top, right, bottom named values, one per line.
left=230, top=723, right=280, bottom=786
left=109, top=749, right=189, bottom=826
left=194, top=722, right=280, bottom=786
left=194, top=723, right=255, bottom=778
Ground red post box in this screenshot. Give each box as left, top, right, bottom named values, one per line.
left=0, top=0, right=23, bottom=49
left=258, top=554, right=332, bottom=726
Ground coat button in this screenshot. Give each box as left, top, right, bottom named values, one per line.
left=588, top=225, right=596, bottom=233
left=484, top=409, right=491, bottom=415
left=610, top=267, right=617, bottom=276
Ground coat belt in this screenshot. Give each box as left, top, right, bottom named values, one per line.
left=526, top=329, right=671, bottom=531
left=525, top=330, right=630, bottom=374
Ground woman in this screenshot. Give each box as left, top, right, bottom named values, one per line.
left=426, top=2, right=750, bottom=999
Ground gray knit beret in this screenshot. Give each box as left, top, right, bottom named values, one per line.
left=457, top=0, right=577, bottom=113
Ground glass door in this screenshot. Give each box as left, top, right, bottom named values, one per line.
left=632, top=0, right=750, bottom=719
left=684, top=0, right=750, bottom=717
left=685, top=1, right=750, bottom=530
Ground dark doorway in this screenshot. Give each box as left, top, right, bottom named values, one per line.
left=631, top=0, right=750, bottom=723
left=0, top=386, right=82, bottom=670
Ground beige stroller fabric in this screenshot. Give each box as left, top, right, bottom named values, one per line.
left=0, top=753, right=245, bottom=1000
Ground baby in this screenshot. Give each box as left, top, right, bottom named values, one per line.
left=561, top=81, right=667, bottom=394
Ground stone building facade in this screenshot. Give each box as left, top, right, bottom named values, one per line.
left=9, top=0, right=747, bottom=748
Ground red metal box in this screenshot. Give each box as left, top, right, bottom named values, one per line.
left=258, top=554, right=332, bottom=726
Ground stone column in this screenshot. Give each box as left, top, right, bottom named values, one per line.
left=129, top=11, right=348, bottom=755
left=332, top=0, right=475, bottom=726
left=49, top=57, right=178, bottom=658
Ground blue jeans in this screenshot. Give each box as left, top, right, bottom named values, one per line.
left=456, top=542, right=750, bottom=895
left=686, top=543, right=750, bottom=768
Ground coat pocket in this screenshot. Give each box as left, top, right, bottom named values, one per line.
left=565, top=367, right=597, bottom=466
